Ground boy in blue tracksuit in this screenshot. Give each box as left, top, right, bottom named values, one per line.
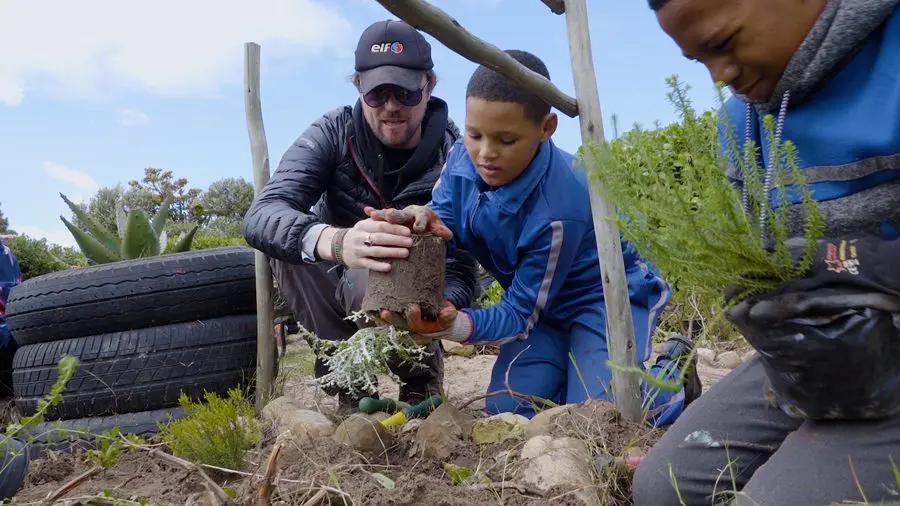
left=370, top=50, right=699, bottom=424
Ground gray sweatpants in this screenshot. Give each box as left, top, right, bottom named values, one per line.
left=270, top=258, right=443, bottom=401
left=632, top=355, right=900, bottom=505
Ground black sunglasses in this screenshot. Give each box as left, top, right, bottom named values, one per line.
left=363, top=84, right=424, bottom=108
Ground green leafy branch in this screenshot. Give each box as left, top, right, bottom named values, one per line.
left=581, top=76, right=825, bottom=305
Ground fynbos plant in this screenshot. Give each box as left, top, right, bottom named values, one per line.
left=300, top=312, right=432, bottom=397
left=59, top=193, right=199, bottom=264
left=581, top=76, right=825, bottom=304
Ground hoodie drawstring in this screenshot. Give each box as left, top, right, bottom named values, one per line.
left=741, top=91, right=792, bottom=242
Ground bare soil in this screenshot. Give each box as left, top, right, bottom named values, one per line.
left=10, top=338, right=731, bottom=505
left=361, top=234, right=446, bottom=320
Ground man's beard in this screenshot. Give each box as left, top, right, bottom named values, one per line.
left=375, top=120, right=419, bottom=148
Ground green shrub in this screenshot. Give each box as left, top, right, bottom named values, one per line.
left=168, top=232, right=247, bottom=251
left=159, top=387, right=259, bottom=470
left=6, top=235, right=87, bottom=279
left=582, top=76, right=824, bottom=311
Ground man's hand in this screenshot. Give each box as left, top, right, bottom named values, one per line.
left=316, top=219, right=416, bottom=272
left=379, top=301, right=459, bottom=345
left=365, top=205, right=453, bottom=241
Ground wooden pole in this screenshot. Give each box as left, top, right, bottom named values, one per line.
left=374, top=0, right=578, bottom=117
left=563, top=0, right=642, bottom=422
left=372, top=0, right=643, bottom=422
left=243, top=42, right=276, bottom=414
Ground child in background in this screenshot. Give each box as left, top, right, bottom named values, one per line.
left=370, top=50, right=700, bottom=425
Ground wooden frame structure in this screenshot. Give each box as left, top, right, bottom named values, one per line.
left=244, top=0, right=643, bottom=422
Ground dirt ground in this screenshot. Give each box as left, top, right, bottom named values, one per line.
left=10, top=337, right=733, bottom=505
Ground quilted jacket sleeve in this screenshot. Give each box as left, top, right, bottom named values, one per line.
left=243, top=109, right=343, bottom=264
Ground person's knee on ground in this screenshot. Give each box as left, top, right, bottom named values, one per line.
left=484, top=327, right=569, bottom=418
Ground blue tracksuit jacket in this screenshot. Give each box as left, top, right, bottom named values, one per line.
left=429, top=139, right=683, bottom=421
left=719, top=7, right=900, bottom=241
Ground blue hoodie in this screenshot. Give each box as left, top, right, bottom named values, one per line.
left=429, top=139, right=663, bottom=348
left=719, top=6, right=900, bottom=242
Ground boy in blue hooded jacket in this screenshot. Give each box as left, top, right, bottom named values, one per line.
left=633, top=1, right=900, bottom=505
left=369, top=50, right=699, bottom=425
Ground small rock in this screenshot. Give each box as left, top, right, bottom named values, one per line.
left=333, top=414, right=393, bottom=454
left=517, top=435, right=598, bottom=506
left=696, top=347, right=716, bottom=367
left=415, top=403, right=474, bottom=460
left=442, top=339, right=462, bottom=351
left=446, top=345, right=477, bottom=358
left=471, top=413, right=529, bottom=444
left=716, top=350, right=742, bottom=369
left=262, top=396, right=335, bottom=442
left=524, top=400, right=618, bottom=439
left=742, top=349, right=757, bottom=362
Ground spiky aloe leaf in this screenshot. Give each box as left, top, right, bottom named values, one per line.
left=172, top=224, right=199, bottom=253
left=121, top=210, right=161, bottom=259
left=59, top=192, right=120, bottom=253
left=60, top=216, right=120, bottom=264
left=152, top=195, right=173, bottom=236
left=116, top=197, right=128, bottom=240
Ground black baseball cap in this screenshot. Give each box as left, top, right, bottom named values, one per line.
left=355, top=19, right=434, bottom=94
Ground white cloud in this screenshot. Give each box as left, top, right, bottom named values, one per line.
left=9, top=225, right=77, bottom=249
left=43, top=161, right=100, bottom=194
left=43, top=161, right=100, bottom=204
left=0, top=0, right=353, bottom=105
left=118, top=108, right=149, bottom=127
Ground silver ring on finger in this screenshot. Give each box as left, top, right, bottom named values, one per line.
left=364, top=233, right=374, bottom=247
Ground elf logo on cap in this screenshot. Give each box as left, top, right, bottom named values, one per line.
left=371, top=41, right=404, bottom=54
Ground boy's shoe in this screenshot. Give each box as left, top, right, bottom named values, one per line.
left=656, top=333, right=702, bottom=407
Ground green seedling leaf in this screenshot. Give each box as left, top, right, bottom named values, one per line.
left=60, top=216, right=120, bottom=264
left=121, top=210, right=160, bottom=259
left=443, top=463, right=472, bottom=486
left=59, top=192, right=121, bottom=253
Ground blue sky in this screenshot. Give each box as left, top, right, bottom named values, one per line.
left=0, top=0, right=717, bottom=248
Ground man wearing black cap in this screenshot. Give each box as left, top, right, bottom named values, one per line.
left=243, top=19, right=477, bottom=411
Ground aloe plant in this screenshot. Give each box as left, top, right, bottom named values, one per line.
left=59, top=193, right=199, bottom=264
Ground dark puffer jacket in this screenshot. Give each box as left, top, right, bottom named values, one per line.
left=244, top=97, right=478, bottom=310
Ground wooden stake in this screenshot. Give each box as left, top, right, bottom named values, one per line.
left=243, top=41, right=277, bottom=414
left=563, top=0, right=642, bottom=422
left=374, top=0, right=578, bottom=117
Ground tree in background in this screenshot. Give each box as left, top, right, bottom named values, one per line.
left=197, top=177, right=255, bottom=236
left=127, top=167, right=203, bottom=226
left=0, top=203, right=12, bottom=235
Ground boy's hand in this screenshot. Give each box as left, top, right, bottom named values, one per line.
left=365, top=205, right=453, bottom=241
left=379, top=301, right=459, bottom=345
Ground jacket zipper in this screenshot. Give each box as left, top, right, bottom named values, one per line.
left=347, top=137, right=386, bottom=208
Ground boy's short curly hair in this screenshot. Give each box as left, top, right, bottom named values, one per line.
left=465, top=49, right=552, bottom=124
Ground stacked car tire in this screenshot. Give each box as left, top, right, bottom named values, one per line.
left=4, top=246, right=262, bottom=450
